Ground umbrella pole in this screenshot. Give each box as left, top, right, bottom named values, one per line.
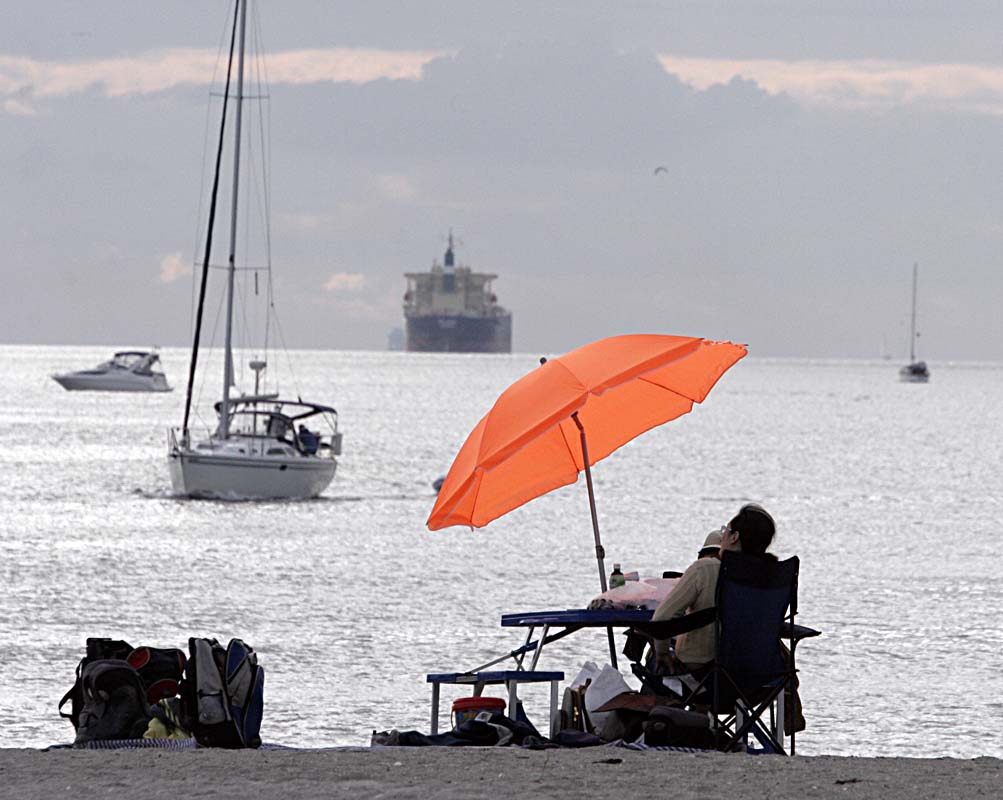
left=572, top=412, right=618, bottom=668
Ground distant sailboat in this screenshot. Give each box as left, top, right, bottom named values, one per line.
left=167, top=0, right=342, bottom=499
left=899, top=263, right=929, bottom=383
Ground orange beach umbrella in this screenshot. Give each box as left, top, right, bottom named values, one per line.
left=428, top=334, right=747, bottom=591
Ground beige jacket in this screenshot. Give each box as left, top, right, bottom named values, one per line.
left=651, top=556, right=720, bottom=666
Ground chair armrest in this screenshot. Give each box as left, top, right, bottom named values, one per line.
left=783, top=623, right=821, bottom=642
left=630, top=606, right=717, bottom=640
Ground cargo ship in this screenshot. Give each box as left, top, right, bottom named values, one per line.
left=403, top=234, right=512, bottom=353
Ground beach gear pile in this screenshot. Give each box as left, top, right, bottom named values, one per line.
left=59, top=637, right=264, bottom=749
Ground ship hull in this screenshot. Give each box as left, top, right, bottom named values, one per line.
left=405, top=314, right=512, bottom=353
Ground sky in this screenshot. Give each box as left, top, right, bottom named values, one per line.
left=2, top=1, right=1002, bottom=360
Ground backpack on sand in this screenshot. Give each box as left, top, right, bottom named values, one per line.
left=59, top=638, right=134, bottom=730
left=181, top=637, right=264, bottom=749
left=59, top=638, right=186, bottom=731
left=73, top=659, right=154, bottom=746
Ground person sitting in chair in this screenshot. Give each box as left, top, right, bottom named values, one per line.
left=298, top=424, right=319, bottom=455
left=651, top=504, right=776, bottom=675
left=645, top=505, right=806, bottom=736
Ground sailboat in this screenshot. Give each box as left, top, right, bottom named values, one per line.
left=168, top=0, right=342, bottom=499
left=899, top=263, right=930, bottom=383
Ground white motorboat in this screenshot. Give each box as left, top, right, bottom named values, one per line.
left=899, top=263, right=930, bottom=383
left=168, top=0, right=342, bottom=500
left=52, top=351, right=171, bottom=392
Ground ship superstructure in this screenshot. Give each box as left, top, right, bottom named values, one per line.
left=403, top=234, right=512, bottom=353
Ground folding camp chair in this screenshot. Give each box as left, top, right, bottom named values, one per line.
left=631, top=551, right=813, bottom=755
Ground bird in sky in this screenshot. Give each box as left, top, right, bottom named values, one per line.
left=653, top=166, right=668, bottom=175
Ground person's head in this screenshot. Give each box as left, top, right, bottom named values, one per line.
left=698, top=529, right=722, bottom=559
left=721, top=503, right=775, bottom=556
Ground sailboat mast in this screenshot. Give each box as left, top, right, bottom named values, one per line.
left=909, top=262, right=918, bottom=362
left=220, top=0, right=248, bottom=440
left=180, top=0, right=241, bottom=439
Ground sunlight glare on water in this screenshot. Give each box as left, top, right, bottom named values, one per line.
left=0, top=345, right=1000, bottom=757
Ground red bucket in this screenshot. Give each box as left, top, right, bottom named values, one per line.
left=452, top=696, right=506, bottom=726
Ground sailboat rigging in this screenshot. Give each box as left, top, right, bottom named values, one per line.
left=899, top=262, right=930, bottom=383
left=168, top=0, right=342, bottom=499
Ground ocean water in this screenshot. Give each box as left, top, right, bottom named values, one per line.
left=0, top=344, right=1000, bottom=757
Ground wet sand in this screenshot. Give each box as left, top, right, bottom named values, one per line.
left=1, top=748, right=999, bottom=800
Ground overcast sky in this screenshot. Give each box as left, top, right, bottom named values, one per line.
left=3, top=1, right=1002, bottom=359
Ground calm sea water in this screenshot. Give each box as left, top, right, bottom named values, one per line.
left=1, top=344, right=1000, bottom=757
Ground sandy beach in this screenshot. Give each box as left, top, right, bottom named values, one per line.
left=2, top=748, right=999, bottom=800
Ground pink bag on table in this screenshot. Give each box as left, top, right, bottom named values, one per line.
left=587, top=578, right=679, bottom=611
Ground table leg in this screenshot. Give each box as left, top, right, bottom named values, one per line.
left=549, top=679, right=559, bottom=738
left=507, top=680, right=518, bottom=722
left=606, top=627, right=618, bottom=669
left=430, top=683, right=440, bottom=735
left=514, top=627, right=535, bottom=669
left=529, top=625, right=550, bottom=671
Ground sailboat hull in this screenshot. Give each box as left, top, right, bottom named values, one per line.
left=899, top=370, right=930, bottom=384
left=168, top=447, right=336, bottom=500
left=899, top=360, right=930, bottom=383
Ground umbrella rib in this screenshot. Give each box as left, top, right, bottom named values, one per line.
left=631, top=343, right=744, bottom=404
left=587, top=337, right=703, bottom=398
left=636, top=374, right=691, bottom=401
left=467, top=467, right=486, bottom=528
left=557, top=416, right=579, bottom=469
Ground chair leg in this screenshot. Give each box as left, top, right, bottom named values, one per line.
left=776, top=688, right=786, bottom=743
left=732, top=694, right=788, bottom=754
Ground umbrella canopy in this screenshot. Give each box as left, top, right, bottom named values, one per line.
left=428, top=334, right=747, bottom=531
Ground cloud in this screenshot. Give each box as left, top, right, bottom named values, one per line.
left=158, top=252, right=191, bottom=284
left=658, top=54, right=1003, bottom=114
left=276, top=212, right=330, bottom=234
left=313, top=278, right=401, bottom=323
left=0, top=46, right=446, bottom=109
left=2, top=97, right=36, bottom=116
left=323, top=272, right=366, bottom=292
left=376, top=173, right=418, bottom=201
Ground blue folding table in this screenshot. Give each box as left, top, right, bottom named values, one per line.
left=497, top=609, right=655, bottom=671
left=422, top=610, right=647, bottom=735
left=499, top=608, right=820, bottom=669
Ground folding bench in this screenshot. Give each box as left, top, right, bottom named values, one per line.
left=426, top=670, right=564, bottom=735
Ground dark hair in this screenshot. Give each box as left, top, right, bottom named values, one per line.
left=729, top=503, right=775, bottom=557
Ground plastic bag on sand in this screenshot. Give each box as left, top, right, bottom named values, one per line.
left=587, top=577, right=679, bottom=611
left=584, top=665, right=632, bottom=741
